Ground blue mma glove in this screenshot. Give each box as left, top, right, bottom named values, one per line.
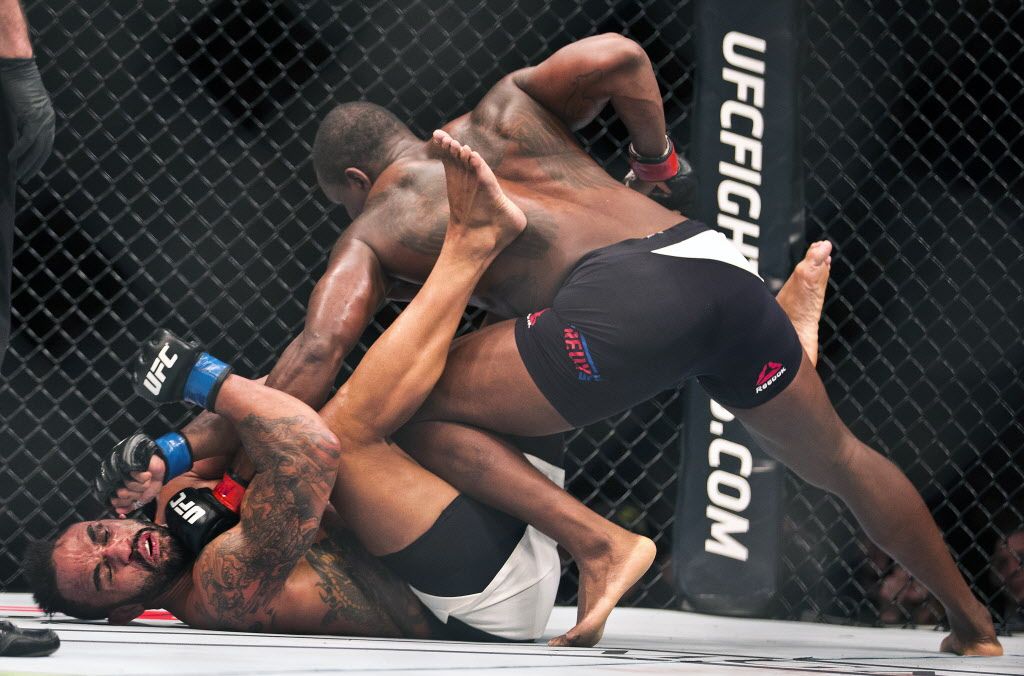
left=134, top=329, right=231, bottom=409
left=94, top=432, right=194, bottom=507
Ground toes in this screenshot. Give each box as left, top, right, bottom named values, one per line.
left=547, top=634, right=569, bottom=647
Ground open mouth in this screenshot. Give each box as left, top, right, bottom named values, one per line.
left=131, top=528, right=160, bottom=570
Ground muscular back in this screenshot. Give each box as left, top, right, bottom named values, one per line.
left=349, top=72, right=683, bottom=318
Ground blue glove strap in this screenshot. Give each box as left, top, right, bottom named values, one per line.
left=183, top=353, right=229, bottom=409
left=154, top=432, right=192, bottom=480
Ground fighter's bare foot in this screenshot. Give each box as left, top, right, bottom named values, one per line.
left=431, top=129, right=526, bottom=256
left=548, top=532, right=657, bottom=647
left=776, top=240, right=832, bottom=366
left=940, top=605, right=1003, bottom=656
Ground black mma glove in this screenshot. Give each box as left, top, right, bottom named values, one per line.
left=134, top=329, right=231, bottom=409
left=0, top=620, right=59, bottom=657
left=623, top=135, right=698, bottom=217
left=94, top=432, right=194, bottom=508
left=0, top=58, right=55, bottom=181
left=165, top=472, right=247, bottom=555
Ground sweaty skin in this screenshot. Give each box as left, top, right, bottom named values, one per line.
left=111, top=34, right=999, bottom=653
left=59, top=131, right=548, bottom=640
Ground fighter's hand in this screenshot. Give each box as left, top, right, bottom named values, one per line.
left=623, top=173, right=671, bottom=197
left=94, top=434, right=165, bottom=517
left=623, top=140, right=697, bottom=216
left=109, top=455, right=166, bottom=517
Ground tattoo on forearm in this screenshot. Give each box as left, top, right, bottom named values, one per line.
left=197, top=414, right=338, bottom=629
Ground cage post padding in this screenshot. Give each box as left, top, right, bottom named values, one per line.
left=674, top=0, right=803, bottom=617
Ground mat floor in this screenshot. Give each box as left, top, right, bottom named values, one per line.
left=1, top=593, right=1020, bottom=675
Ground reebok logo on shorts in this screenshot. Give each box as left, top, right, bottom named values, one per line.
left=754, top=361, right=786, bottom=394
left=526, top=308, right=549, bottom=328
left=563, top=326, right=601, bottom=382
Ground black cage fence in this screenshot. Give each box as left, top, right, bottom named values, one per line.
left=1, top=0, right=1021, bottom=630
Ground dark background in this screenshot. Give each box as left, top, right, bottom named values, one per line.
left=1, top=0, right=1020, bottom=627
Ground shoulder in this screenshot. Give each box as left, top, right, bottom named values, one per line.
left=465, top=72, right=578, bottom=163
left=364, top=162, right=444, bottom=231
left=347, top=161, right=448, bottom=260
left=469, top=71, right=543, bottom=132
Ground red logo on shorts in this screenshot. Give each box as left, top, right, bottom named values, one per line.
left=754, top=361, right=786, bottom=394
left=526, top=308, right=549, bottom=328
left=563, top=326, right=601, bottom=382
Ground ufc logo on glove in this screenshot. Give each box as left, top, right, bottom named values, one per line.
left=143, top=345, right=178, bottom=395
left=169, top=491, right=207, bottom=524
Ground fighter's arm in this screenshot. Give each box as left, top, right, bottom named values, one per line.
left=186, top=409, right=340, bottom=631
left=103, top=229, right=390, bottom=514
left=0, top=0, right=32, bottom=57
left=169, top=234, right=386, bottom=464
left=263, top=231, right=390, bottom=405
left=513, top=33, right=668, bottom=157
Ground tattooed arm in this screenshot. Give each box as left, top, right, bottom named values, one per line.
left=189, top=411, right=341, bottom=631
left=513, top=33, right=668, bottom=157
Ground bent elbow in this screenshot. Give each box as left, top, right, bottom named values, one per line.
left=598, top=33, right=648, bottom=70
left=295, top=329, right=348, bottom=370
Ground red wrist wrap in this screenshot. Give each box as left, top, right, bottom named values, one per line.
left=213, top=473, right=246, bottom=513
left=628, top=140, right=680, bottom=182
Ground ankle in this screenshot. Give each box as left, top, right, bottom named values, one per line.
left=571, top=521, right=635, bottom=561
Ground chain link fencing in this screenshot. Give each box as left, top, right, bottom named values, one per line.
left=1, top=0, right=1020, bottom=630
left=787, top=0, right=1024, bottom=630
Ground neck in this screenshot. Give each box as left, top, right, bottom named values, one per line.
left=149, top=568, right=194, bottom=612
left=375, top=135, right=428, bottom=178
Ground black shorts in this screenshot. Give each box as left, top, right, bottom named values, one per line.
left=378, top=494, right=529, bottom=642
left=377, top=438, right=564, bottom=642
left=514, top=220, right=803, bottom=428
left=379, top=495, right=527, bottom=599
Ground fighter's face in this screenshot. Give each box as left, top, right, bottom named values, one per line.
left=52, top=519, right=188, bottom=614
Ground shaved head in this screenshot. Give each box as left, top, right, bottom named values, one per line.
left=313, top=101, right=413, bottom=187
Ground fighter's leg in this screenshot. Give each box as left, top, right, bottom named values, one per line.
left=408, top=237, right=835, bottom=645
left=414, top=321, right=572, bottom=434
left=731, top=351, right=1001, bottom=656
left=330, top=439, right=460, bottom=556
left=394, top=421, right=655, bottom=646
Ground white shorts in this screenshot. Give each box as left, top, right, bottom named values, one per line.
left=408, top=453, right=563, bottom=641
